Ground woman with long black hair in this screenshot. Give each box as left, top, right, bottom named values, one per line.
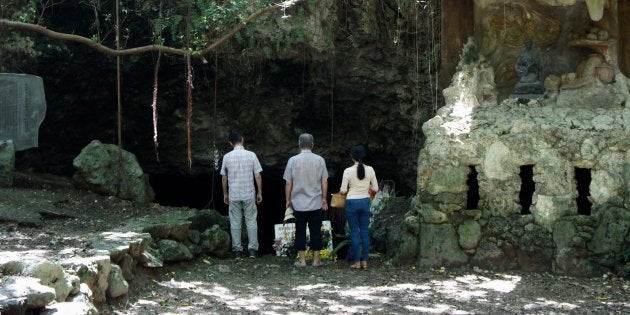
left=339, top=145, right=378, bottom=270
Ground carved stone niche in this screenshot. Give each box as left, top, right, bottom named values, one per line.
left=440, top=0, right=628, bottom=97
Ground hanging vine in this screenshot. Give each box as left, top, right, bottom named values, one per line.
left=186, top=53, right=193, bottom=170
left=185, top=1, right=194, bottom=171
left=115, top=0, right=123, bottom=196
left=151, top=52, right=162, bottom=162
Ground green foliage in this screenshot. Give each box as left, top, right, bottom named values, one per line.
left=0, top=0, right=38, bottom=22
left=0, top=1, right=40, bottom=72
left=135, top=0, right=316, bottom=54
left=329, top=239, right=351, bottom=260
left=1, top=0, right=321, bottom=65
left=262, top=46, right=271, bottom=57
left=234, top=32, right=244, bottom=45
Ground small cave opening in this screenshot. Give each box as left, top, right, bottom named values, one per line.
left=466, top=165, right=480, bottom=210
left=150, top=173, right=221, bottom=210
left=150, top=170, right=330, bottom=255
left=574, top=167, right=592, bottom=215
left=519, top=165, right=535, bottom=214
left=150, top=169, right=289, bottom=256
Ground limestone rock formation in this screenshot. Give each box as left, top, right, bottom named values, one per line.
left=0, top=276, right=56, bottom=313
left=407, top=49, right=629, bottom=276
left=72, top=140, right=154, bottom=203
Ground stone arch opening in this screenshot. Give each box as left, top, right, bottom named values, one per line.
left=466, top=165, right=480, bottom=210
left=574, top=167, right=592, bottom=215
left=519, top=165, right=535, bottom=214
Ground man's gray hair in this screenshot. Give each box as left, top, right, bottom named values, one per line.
left=298, top=133, right=314, bottom=149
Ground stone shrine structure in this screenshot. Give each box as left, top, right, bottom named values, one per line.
left=410, top=0, right=629, bottom=277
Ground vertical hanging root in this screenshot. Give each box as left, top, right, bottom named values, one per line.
left=186, top=53, right=194, bottom=170
left=330, top=47, right=335, bottom=145
left=152, top=53, right=162, bottom=162
left=115, top=0, right=123, bottom=195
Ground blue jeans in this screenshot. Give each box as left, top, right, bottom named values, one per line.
left=345, top=198, right=371, bottom=262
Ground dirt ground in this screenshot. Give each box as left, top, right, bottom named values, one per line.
left=1, top=174, right=629, bottom=314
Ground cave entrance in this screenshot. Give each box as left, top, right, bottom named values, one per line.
left=150, top=173, right=222, bottom=210
left=150, top=169, right=288, bottom=255
left=466, top=165, right=480, bottom=210
left=519, top=165, right=535, bottom=214
left=575, top=167, right=592, bottom=215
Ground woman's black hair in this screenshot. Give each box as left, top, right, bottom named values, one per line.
left=350, top=145, right=366, bottom=180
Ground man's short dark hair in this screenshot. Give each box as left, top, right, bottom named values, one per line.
left=298, top=133, right=314, bottom=149
left=229, top=131, right=242, bottom=144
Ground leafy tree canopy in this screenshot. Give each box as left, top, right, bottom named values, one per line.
left=0, top=0, right=308, bottom=63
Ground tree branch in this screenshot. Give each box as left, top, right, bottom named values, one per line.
left=0, top=0, right=304, bottom=58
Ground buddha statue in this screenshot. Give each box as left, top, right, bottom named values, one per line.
left=511, top=40, right=546, bottom=99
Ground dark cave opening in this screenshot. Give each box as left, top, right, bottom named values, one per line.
left=150, top=169, right=342, bottom=256
left=466, top=165, right=480, bottom=210
left=519, top=165, right=535, bottom=214
left=150, top=173, right=221, bottom=211
left=574, top=167, right=592, bottom=215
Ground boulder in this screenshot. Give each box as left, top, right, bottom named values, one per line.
left=62, top=256, right=111, bottom=304
left=41, top=300, right=99, bottom=315
left=106, top=264, right=129, bottom=299
left=200, top=225, right=231, bottom=257
left=0, top=276, right=56, bottom=313
left=370, top=197, right=418, bottom=265
left=24, top=260, right=75, bottom=302
left=158, top=239, right=193, bottom=262
left=189, top=209, right=230, bottom=232
left=72, top=140, right=154, bottom=203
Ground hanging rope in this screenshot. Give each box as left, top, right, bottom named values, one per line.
left=412, top=1, right=421, bottom=154
left=426, top=0, right=435, bottom=114
left=185, top=2, right=194, bottom=171
left=151, top=52, right=162, bottom=162
left=114, top=0, right=123, bottom=196
left=213, top=53, right=218, bottom=172
left=330, top=38, right=335, bottom=146
left=185, top=53, right=193, bottom=170
left=151, top=0, right=164, bottom=163
left=115, top=0, right=122, bottom=148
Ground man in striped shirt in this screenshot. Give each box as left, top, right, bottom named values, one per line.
left=221, top=131, right=263, bottom=258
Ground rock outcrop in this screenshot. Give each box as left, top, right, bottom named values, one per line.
left=0, top=208, right=231, bottom=314
left=72, top=140, right=154, bottom=203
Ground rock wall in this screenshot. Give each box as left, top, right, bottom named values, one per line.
left=409, top=44, right=630, bottom=276
left=13, top=0, right=440, bottom=196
